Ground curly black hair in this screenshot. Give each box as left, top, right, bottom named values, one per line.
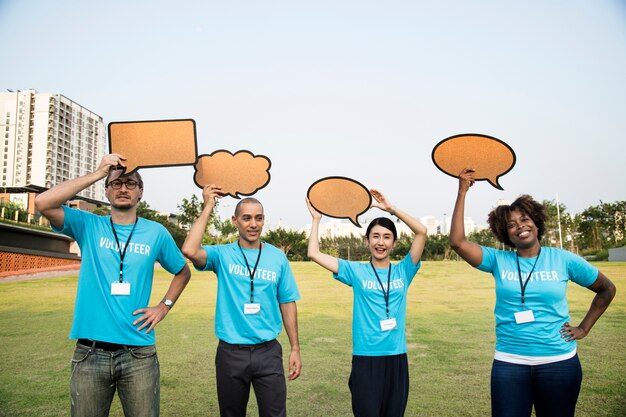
left=487, top=194, right=547, bottom=248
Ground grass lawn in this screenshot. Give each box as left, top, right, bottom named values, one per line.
left=1, top=261, right=624, bottom=416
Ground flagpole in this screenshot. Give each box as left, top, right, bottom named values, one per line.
left=556, top=194, right=563, bottom=249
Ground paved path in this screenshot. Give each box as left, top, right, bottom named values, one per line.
left=0, top=266, right=80, bottom=283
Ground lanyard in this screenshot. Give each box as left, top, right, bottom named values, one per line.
left=516, top=247, right=541, bottom=308
left=238, top=241, right=263, bottom=303
left=110, top=217, right=138, bottom=283
left=369, top=261, right=392, bottom=319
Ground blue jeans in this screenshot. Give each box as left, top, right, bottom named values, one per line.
left=491, top=354, right=582, bottom=417
left=70, top=342, right=160, bottom=417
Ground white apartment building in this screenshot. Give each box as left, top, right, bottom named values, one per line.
left=0, top=90, right=106, bottom=202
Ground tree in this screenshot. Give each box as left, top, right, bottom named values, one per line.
left=319, top=236, right=340, bottom=258
left=576, top=200, right=626, bottom=251
left=422, top=234, right=451, bottom=260
left=317, top=234, right=370, bottom=261
left=263, top=228, right=307, bottom=260
left=601, top=201, right=626, bottom=247
left=176, top=194, right=203, bottom=230
left=468, top=228, right=499, bottom=249
left=175, top=194, right=238, bottom=245
left=92, top=204, right=111, bottom=216
left=206, top=214, right=238, bottom=245
left=541, top=199, right=569, bottom=248
left=0, top=201, right=29, bottom=223
left=390, top=233, right=412, bottom=260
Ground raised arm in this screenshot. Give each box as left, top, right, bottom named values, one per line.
left=35, top=154, right=126, bottom=228
left=181, top=184, right=222, bottom=269
left=370, top=189, right=427, bottom=265
left=449, top=168, right=483, bottom=267
left=305, top=198, right=339, bottom=274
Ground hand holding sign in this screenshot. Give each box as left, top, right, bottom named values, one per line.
left=307, top=177, right=371, bottom=227
left=194, top=150, right=271, bottom=198
left=108, top=119, right=198, bottom=175
left=431, top=133, right=516, bottom=190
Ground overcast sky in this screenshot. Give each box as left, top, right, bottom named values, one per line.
left=1, top=0, right=625, bottom=230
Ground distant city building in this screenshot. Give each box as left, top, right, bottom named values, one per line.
left=420, top=215, right=439, bottom=236
left=304, top=219, right=367, bottom=239
left=496, top=198, right=512, bottom=207
left=0, top=90, right=106, bottom=203
left=305, top=214, right=480, bottom=239
left=157, top=212, right=180, bottom=227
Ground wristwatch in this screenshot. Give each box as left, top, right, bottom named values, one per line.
left=160, top=298, right=174, bottom=309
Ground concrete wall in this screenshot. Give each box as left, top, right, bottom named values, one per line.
left=0, top=222, right=80, bottom=276
left=608, top=246, right=626, bottom=262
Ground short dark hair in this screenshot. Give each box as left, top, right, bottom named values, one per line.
left=487, top=194, right=547, bottom=248
left=105, top=169, right=143, bottom=189
left=365, top=217, right=397, bottom=241
left=234, top=197, right=263, bottom=216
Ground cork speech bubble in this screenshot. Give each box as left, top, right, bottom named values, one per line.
left=432, top=134, right=516, bottom=190
left=307, top=177, right=371, bottom=228
left=108, top=119, right=198, bottom=175
left=193, top=150, right=271, bottom=198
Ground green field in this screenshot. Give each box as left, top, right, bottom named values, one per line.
left=1, top=261, right=624, bottom=417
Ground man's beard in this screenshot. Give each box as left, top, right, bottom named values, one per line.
left=111, top=202, right=134, bottom=210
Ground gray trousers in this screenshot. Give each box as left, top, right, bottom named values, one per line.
left=215, top=339, right=287, bottom=417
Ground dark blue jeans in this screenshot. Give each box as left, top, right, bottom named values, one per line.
left=491, top=354, right=582, bottom=417
left=70, top=342, right=160, bottom=417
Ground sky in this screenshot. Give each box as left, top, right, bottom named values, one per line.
left=1, top=0, right=625, bottom=231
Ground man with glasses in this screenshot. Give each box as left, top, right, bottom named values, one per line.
left=35, top=153, right=191, bottom=417
left=182, top=184, right=301, bottom=417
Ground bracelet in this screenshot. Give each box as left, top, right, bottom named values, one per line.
left=390, top=206, right=397, bottom=216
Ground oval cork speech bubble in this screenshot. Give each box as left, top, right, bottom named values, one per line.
left=431, top=134, right=516, bottom=190
left=307, top=177, right=371, bottom=228
left=193, top=150, right=271, bottom=198
left=108, top=119, right=198, bottom=175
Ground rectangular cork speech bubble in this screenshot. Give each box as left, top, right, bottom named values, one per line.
left=108, top=119, right=198, bottom=174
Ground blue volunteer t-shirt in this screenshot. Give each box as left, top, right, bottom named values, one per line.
left=478, top=246, right=598, bottom=356
left=334, top=254, right=420, bottom=356
left=53, top=206, right=187, bottom=346
left=198, top=242, right=301, bottom=344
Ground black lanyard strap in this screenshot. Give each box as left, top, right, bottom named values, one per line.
left=238, top=241, right=263, bottom=303
left=110, top=217, right=139, bottom=283
left=516, top=247, right=541, bottom=308
left=369, top=261, right=392, bottom=319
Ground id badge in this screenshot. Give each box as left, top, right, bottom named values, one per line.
left=514, top=310, right=535, bottom=324
left=111, top=281, right=131, bottom=296
left=380, top=318, right=397, bottom=331
left=244, top=303, right=261, bottom=315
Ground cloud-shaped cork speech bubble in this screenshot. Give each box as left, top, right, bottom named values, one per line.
left=193, top=150, right=271, bottom=198
left=432, top=133, right=516, bottom=190
left=307, top=177, right=372, bottom=228
left=108, top=119, right=198, bottom=175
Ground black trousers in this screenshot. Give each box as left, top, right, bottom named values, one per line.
left=215, top=339, right=287, bottom=417
left=349, top=354, right=409, bottom=417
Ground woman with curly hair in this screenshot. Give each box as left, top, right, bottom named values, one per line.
left=449, top=168, right=616, bottom=417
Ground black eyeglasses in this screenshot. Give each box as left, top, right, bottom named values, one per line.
left=107, top=180, right=140, bottom=190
